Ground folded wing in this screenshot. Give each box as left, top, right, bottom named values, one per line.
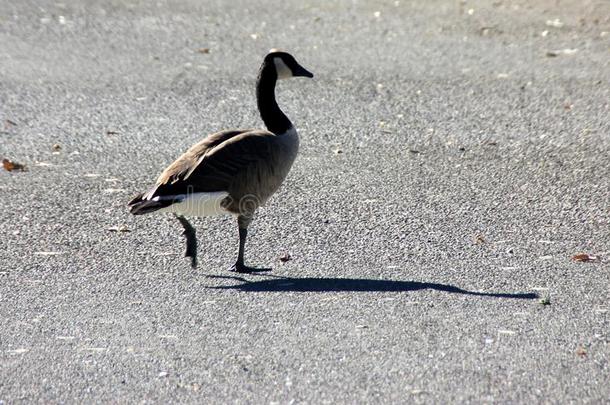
left=128, top=129, right=276, bottom=214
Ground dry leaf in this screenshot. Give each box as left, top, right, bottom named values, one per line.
left=575, top=346, right=587, bottom=357
left=571, top=253, right=599, bottom=262
left=5, top=119, right=17, bottom=127
left=547, top=48, right=578, bottom=57
left=52, top=143, right=61, bottom=151
left=197, top=48, right=210, bottom=54
left=34, top=251, right=65, bottom=256
left=546, top=19, right=564, bottom=28
left=279, top=253, right=292, bottom=263
left=2, top=158, right=27, bottom=172
left=106, top=130, right=119, bottom=135
left=479, top=26, right=501, bottom=36
left=539, top=297, right=551, bottom=306
left=474, top=234, right=486, bottom=244
left=108, top=225, right=131, bottom=233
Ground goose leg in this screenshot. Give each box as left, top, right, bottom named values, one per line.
left=230, top=216, right=270, bottom=273
left=175, top=214, right=197, bottom=268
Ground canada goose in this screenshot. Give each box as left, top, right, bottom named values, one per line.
left=128, top=50, right=313, bottom=272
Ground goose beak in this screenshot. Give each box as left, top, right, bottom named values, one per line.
left=294, top=65, right=314, bottom=78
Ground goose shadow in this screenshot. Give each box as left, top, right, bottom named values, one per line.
left=207, top=274, right=538, bottom=299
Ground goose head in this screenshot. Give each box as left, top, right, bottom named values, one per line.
left=265, top=49, right=314, bottom=80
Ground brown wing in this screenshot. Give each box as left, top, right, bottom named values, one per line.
left=144, top=129, right=275, bottom=199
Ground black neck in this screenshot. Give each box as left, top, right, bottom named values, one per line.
left=256, top=63, right=292, bottom=134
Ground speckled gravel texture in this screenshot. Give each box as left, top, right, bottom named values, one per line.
left=1, top=0, right=609, bottom=403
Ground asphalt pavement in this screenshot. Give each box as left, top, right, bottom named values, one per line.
left=1, top=0, right=609, bottom=403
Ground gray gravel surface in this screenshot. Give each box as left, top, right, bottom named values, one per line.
left=1, top=0, right=609, bottom=403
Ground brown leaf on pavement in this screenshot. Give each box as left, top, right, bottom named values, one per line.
left=571, top=253, right=599, bottom=262
left=2, top=158, right=27, bottom=172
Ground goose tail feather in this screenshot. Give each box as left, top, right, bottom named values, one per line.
left=128, top=193, right=172, bottom=215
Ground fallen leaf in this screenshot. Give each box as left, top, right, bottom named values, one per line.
left=539, top=297, right=551, bottom=306
left=479, top=26, right=500, bottom=36
left=2, top=158, right=27, bottom=172
left=571, top=253, right=599, bottom=262
left=575, top=346, right=587, bottom=357
left=34, top=251, right=65, bottom=256
left=196, top=48, right=210, bottom=54
left=106, top=130, right=119, bottom=135
left=546, top=19, right=564, bottom=28
left=546, top=48, right=578, bottom=57
left=279, top=253, right=292, bottom=263
left=80, top=347, right=107, bottom=352
left=474, top=234, right=486, bottom=244
left=5, top=119, right=17, bottom=127
left=108, top=225, right=131, bottom=233
left=7, top=348, right=29, bottom=354
left=52, top=143, right=61, bottom=151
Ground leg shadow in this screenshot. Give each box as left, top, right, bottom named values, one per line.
left=206, top=274, right=537, bottom=299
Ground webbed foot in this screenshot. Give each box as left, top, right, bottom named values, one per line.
left=229, top=262, right=271, bottom=273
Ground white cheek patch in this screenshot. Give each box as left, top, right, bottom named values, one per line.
left=274, top=57, right=293, bottom=80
